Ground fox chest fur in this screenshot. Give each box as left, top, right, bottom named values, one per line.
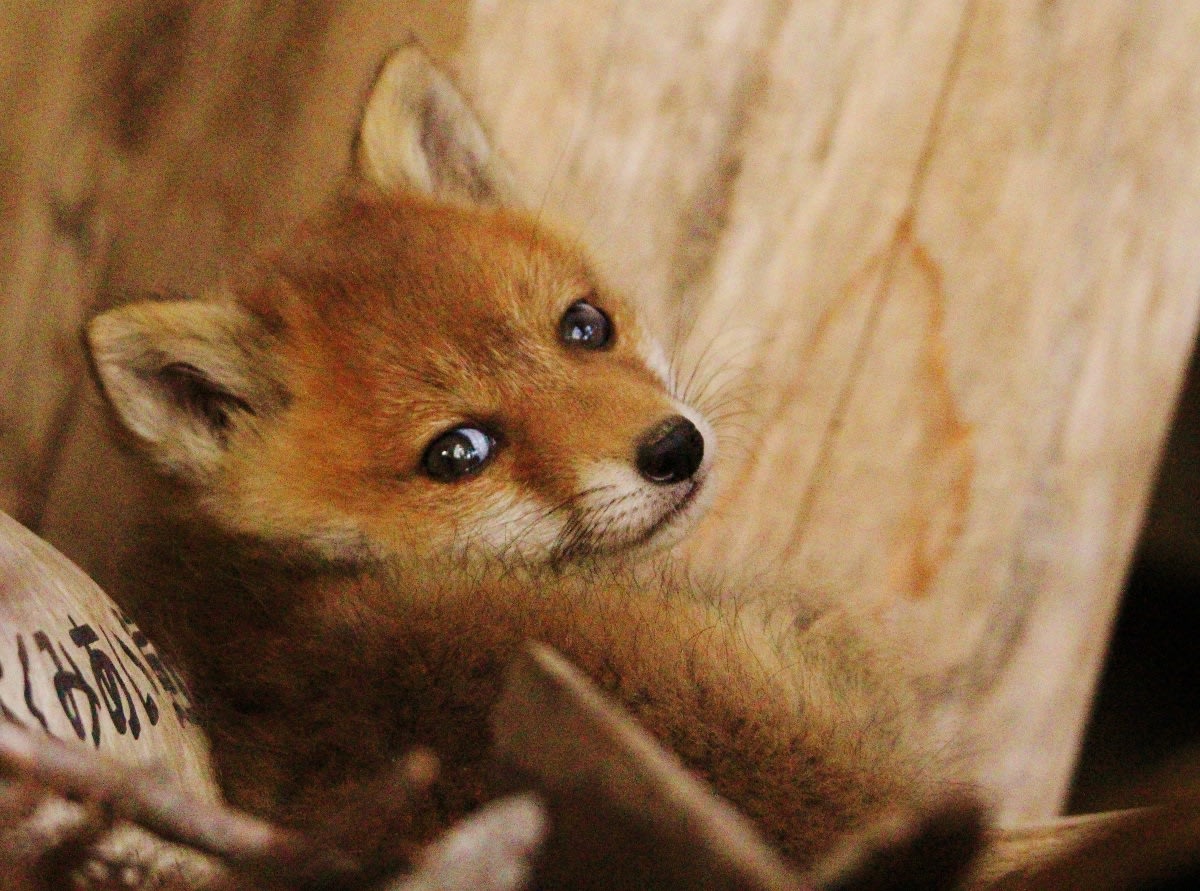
left=127, top=515, right=924, bottom=868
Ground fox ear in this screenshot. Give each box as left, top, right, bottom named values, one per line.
left=87, top=299, right=282, bottom=483
left=355, top=43, right=515, bottom=205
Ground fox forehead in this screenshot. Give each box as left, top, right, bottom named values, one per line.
left=261, top=191, right=594, bottom=346
left=242, top=191, right=664, bottom=456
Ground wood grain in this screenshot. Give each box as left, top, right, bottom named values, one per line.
left=1, top=0, right=462, bottom=583
left=451, top=0, right=1200, bottom=820
left=2, top=1, right=1198, bottom=822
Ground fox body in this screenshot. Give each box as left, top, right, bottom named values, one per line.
left=120, top=519, right=925, bottom=869
left=88, top=48, right=944, bottom=869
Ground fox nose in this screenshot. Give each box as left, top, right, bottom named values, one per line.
left=636, top=416, right=705, bottom=484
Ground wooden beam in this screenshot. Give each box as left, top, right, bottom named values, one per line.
left=452, top=1, right=1200, bottom=819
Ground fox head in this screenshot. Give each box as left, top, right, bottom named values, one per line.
left=88, top=46, right=714, bottom=568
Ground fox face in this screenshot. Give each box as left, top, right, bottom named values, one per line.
left=88, top=48, right=713, bottom=568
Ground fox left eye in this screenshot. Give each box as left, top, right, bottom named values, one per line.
left=423, top=427, right=496, bottom=482
left=559, top=301, right=612, bottom=349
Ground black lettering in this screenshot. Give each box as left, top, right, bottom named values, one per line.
left=113, top=611, right=198, bottom=727
left=17, top=635, right=49, bottom=733
left=102, top=626, right=159, bottom=726
left=110, top=629, right=161, bottom=695
left=69, top=618, right=139, bottom=739
left=113, top=611, right=177, bottom=693
left=0, top=653, right=25, bottom=726
left=34, top=631, right=101, bottom=746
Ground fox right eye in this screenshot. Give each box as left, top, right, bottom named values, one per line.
left=559, top=300, right=612, bottom=349
left=422, top=426, right=497, bottom=482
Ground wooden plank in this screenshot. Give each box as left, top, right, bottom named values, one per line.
left=454, top=0, right=788, bottom=333
left=454, top=2, right=966, bottom=343
left=0, top=6, right=107, bottom=528
left=493, top=644, right=806, bottom=891
left=978, top=798, right=1200, bottom=889
left=452, top=1, right=1200, bottom=820
left=751, top=0, right=1200, bottom=819
left=0, top=510, right=214, bottom=786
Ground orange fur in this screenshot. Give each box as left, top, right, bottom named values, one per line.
left=87, top=45, right=959, bottom=877
left=121, top=514, right=932, bottom=868
left=227, top=188, right=700, bottom=564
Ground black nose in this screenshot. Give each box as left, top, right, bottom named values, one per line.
left=636, top=416, right=704, bottom=484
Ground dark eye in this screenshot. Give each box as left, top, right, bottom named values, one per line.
left=559, top=300, right=612, bottom=349
left=422, top=427, right=496, bottom=482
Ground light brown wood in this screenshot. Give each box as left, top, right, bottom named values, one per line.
left=0, top=506, right=217, bottom=891
left=2, top=1, right=1199, bottom=824
left=976, top=812, right=1134, bottom=887
left=450, top=0, right=1200, bottom=820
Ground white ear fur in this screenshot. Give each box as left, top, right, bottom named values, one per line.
left=87, top=299, right=281, bottom=483
left=356, top=43, right=515, bottom=205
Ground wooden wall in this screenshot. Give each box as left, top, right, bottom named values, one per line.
left=2, top=1, right=1198, bottom=823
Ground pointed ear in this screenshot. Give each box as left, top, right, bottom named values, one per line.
left=355, top=43, right=516, bottom=205
left=86, top=298, right=284, bottom=483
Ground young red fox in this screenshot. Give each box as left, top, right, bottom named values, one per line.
left=87, top=47, right=956, bottom=870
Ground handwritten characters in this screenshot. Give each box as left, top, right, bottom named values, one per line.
left=0, top=609, right=197, bottom=749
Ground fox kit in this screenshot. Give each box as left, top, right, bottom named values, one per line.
left=87, top=47, right=950, bottom=870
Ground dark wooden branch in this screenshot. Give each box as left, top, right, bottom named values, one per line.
left=0, top=723, right=355, bottom=888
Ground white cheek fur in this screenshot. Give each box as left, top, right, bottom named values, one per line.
left=572, top=452, right=712, bottom=556
left=636, top=329, right=676, bottom=393
left=462, top=490, right=567, bottom=561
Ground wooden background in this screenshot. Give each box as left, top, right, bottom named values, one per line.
left=2, top=1, right=1198, bottom=823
